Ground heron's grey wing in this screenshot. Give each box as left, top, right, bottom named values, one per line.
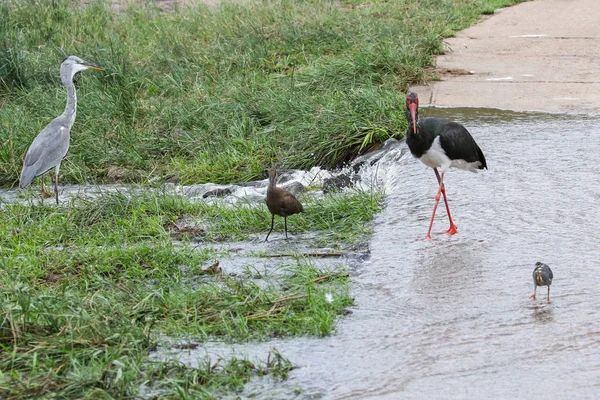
left=19, top=117, right=71, bottom=188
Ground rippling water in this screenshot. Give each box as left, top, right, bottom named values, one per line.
left=158, top=109, right=600, bottom=399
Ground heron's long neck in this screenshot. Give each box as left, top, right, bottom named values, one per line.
left=62, top=76, right=77, bottom=129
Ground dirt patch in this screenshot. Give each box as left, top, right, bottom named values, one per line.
left=78, top=0, right=238, bottom=12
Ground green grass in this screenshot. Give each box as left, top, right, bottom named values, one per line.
left=5, top=188, right=381, bottom=245
left=0, top=0, right=525, bottom=187
left=0, top=254, right=347, bottom=398
left=0, top=190, right=375, bottom=397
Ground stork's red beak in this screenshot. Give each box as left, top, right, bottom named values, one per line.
left=408, top=102, right=417, bottom=134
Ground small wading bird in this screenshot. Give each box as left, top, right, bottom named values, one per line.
left=265, top=167, right=304, bottom=241
left=19, top=56, right=103, bottom=204
left=405, top=92, right=487, bottom=240
left=530, top=262, right=553, bottom=302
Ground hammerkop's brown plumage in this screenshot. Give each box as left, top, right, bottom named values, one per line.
left=265, top=167, right=303, bottom=241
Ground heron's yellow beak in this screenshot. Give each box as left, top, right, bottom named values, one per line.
left=81, top=62, right=103, bottom=70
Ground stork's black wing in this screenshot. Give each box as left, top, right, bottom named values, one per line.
left=420, top=118, right=487, bottom=169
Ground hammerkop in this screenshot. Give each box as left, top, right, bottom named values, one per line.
left=265, top=167, right=303, bottom=241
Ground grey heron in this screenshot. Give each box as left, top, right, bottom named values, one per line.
left=19, top=56, right=103, bottom=204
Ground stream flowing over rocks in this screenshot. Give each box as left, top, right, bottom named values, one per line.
left=0, top=138, right=403, bottom=207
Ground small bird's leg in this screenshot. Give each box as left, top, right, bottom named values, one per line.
left=434, top=168, right=457, bottom=235
left=54, top=164, right=60, bottom=205
left=547, top=286, right=551, bottom=303
left=265, top=215, right=275, bottom=242
left=284, top=217, right=288, bottom=240
left=530, top=285, right=537, bottom=300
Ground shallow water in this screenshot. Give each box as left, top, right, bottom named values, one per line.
left=6, top=110, right=598, bottom=398
left=155, top=109, right=600, bottom=399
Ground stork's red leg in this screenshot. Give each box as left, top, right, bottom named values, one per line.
left=425, top=177, right=444, bottom=241
left=434, top=168, right=458, bottom=235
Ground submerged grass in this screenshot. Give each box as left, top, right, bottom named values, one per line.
left=0, top=190, right=372, bottom=397
left=2, top=188, right=380, bottom=246
left=0, top=0, right=525, bottom=186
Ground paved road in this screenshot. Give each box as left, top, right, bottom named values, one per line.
left=411, top=0, right=600, bottom=113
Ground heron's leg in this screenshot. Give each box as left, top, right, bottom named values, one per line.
left=40, top=174, right=57, bottom=202
left=265, top=214, right=275, bottom=242
left=434, top=168, right=457, bottom=235
left=40, top=175, right=44, bottom=205
left=284, top=217, right=288, bottom=239
left=54, top=164, right=60, bottom=205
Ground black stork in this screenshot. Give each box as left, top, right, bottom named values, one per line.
left=405, top=92, right=487, bottom=240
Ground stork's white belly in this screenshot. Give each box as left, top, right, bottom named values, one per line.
left=419, top=137, right=482, bottom=172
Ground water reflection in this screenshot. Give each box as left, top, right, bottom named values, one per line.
left=531, top=305, right=555, bottom=324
